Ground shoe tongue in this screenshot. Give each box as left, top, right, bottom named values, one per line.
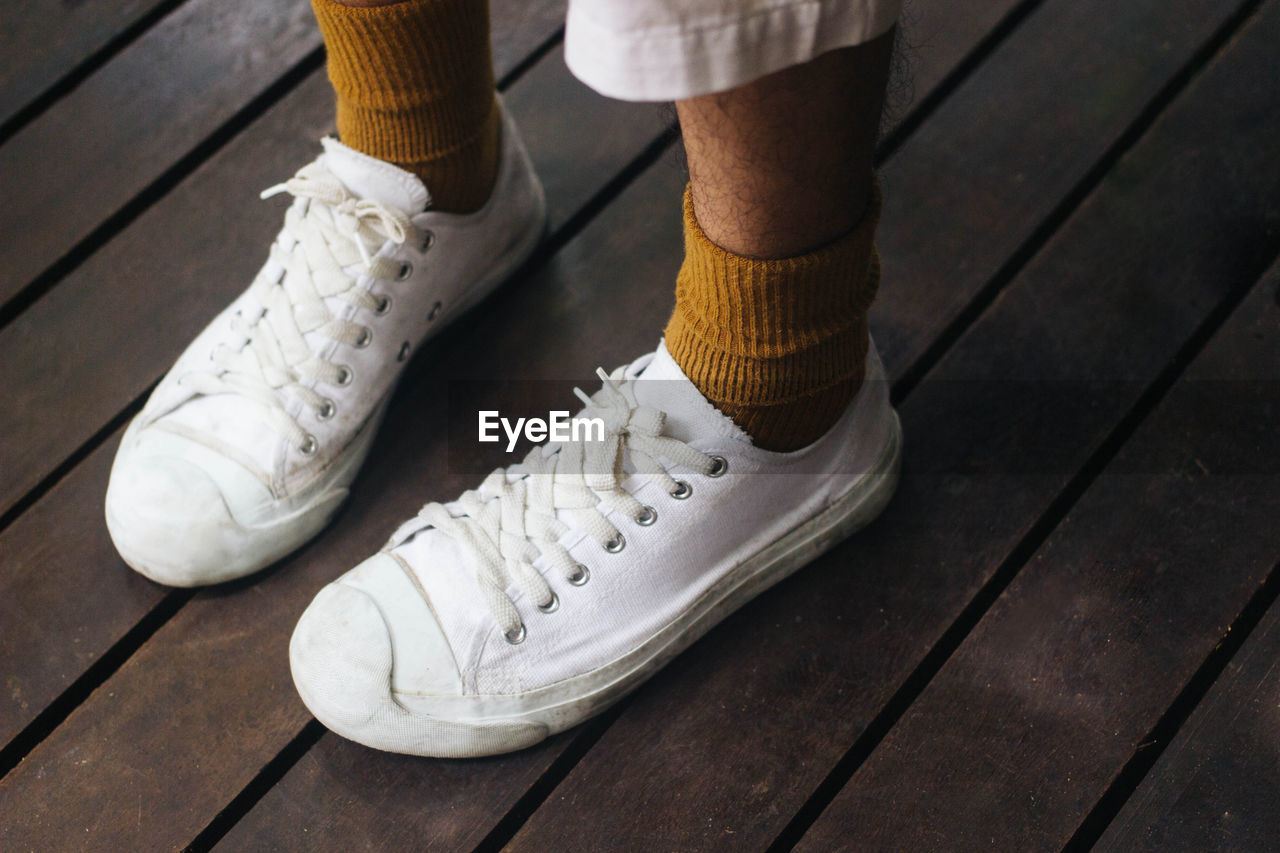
left=320, top=137, right=431, bottom=213
left=631, top=341, right=748, bottom=445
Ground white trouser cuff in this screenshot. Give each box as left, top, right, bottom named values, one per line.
left=564, top=0, right=902, bottom=102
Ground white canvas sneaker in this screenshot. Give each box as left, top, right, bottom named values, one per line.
left=289, top=339, right=902, bottom=757
left=105, top=101, right=546, bottom=586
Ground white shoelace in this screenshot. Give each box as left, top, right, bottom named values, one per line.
left=179, top=163, right=418, bottom=452
left=386, top=367, right=721, bottom=642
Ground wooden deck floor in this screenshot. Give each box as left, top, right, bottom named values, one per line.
left=3, top=0, right=1279, bottom=849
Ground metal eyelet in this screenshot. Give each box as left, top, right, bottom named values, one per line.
left=317, top=399, right=336, bottom=420
left=604, top=533, right=626, bottom=553
left=354, top=327, right=372, bottom=348
left=635, top=506, right=657, bottom=526
left=706, top=455, right=728, bottom=477
left=299, top=435, right=318, bottom=455
left=568, top=564, right=590, bottom=586
left=419, top=230, right=435, bottom=253
left=335, top=366, right=353, bottom=386
left=396, top=342, right=410, bottom=362
left=537, top=593, right=560, bottom=614
left=396, top=261, right=413, bottom=281
left=375, top=295, right=392, bottom=315
left=504, top=623, right=527, bottom=645
left=427, top=301, right=443, bottom=321
left=670, top=480, right=692, bottom=500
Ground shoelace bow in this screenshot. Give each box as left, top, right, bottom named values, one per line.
left=387, top=367, right=720, bottom=641
left=180, top=163, right=418, bottom=451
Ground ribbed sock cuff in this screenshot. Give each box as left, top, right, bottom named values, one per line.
left=664, top=179, right=882, bottom=451
left=312, top=0, right=499, bottom=211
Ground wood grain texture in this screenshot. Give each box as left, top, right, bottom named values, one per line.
left=217, top=729, right=581, bottom=852
left=0, top=0, right=320, bottom=306
left=504, top=0, right=1258, bottom=848
left=0, top=46, right=670, bottom=853
left=888, top=0, right=1023, bottom=121
left=0, top=0, right=171, bottom=129
left=0, top=433, right=167, bottom=748
left=497, top=46, right=669, bottom=236
left=873, top=0, right=1240, bottom=376
left=0, top=1, right=575, bottom=521
left=0, top=0, right=569, bottom=310
left=796, top=6, right=1280, bottom=849
left=1100, top=557, right=1280, bottom=851
left=0, top=76, right=335, bottom=763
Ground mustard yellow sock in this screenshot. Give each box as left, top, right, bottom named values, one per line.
left=311, top=0, right=500, bottom=213
left=663, top=180, right=882, bottom=452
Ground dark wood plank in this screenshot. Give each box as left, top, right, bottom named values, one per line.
left=0, top=0, right=568, bottom=312
left=0, top=0, right=567, bottom=521
left=504, top=0, right=1265, bottom=848
left=216, top=729, right=577, bottom=852
left=0, top=0, right=172, bottom=130
left=0, top=50, right=670, bottom=853
left=793, top=6, right=1280, bottom=850
left=801, top=282, right=1280, bottom=850
left=871, top=0, right=1247, bottom=375
left=503, top=49, right=667, bottom=235
left=889, top=0, right=1024, bottom=117
left=0, top=0, right=319, bottom=307
left=0, top=437, right=168, bottom=749
left=0, top=75, right=336, bottom=752
left=1100, top=579, right=1280, bottom=851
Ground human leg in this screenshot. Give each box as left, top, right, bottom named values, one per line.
left=676, top=36, right=891, bottom=260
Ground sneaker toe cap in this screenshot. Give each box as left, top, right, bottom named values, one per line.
left=290, top=582, right=399, bottom=733
left=290, top=555, right=463, bottom=738
left=105, top=452, right=245, bottom=586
